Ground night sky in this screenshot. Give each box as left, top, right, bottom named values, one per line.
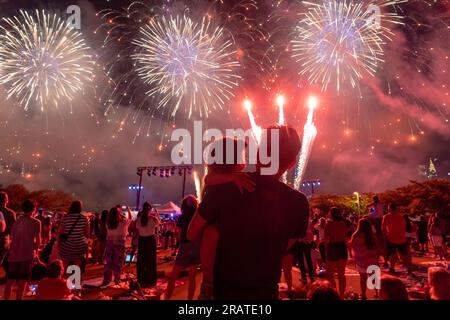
left=0, top=0, right=449, bottom=210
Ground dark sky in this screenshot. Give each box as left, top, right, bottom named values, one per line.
left=0, top=0, right=448, bottom=210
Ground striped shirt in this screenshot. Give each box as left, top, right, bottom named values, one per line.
left=59, top=213, right=88, bottom=260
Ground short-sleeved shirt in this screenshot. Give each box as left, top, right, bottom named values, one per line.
left=9, top=215, right=41, bottom=262
left=0, top=206, right=16, bottom=240
left=198, top=173, right=309, bottom=299
left=107, top=220, right=131, bottom=244
left=136, top=217, right=158, bottom=237
left=382, top=213, right=406, bottom=244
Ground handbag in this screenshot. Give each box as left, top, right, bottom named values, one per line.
left=59, top=214, right=82, bottom=243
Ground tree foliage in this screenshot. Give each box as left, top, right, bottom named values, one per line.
left=0, top=184, right=74, bottom=212
left=311, top=179, right=450, bottom=217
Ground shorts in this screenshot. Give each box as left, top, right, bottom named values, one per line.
left=386, top=240, right=408, bottom=257
left=175, top=242, right=200, bottom=268
left=6, top=260, right=33, bottom=280
left=326, top=241, right=348, bottom=262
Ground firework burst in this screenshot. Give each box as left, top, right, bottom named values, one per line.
left=291, top=0, right=405, bottom=92
left=132, top=15, right=241, bottom=118
left=0, top=10, right=95, bottom=112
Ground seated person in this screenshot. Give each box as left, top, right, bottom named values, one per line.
left=379, top=275, right=409, bottom=300
left=35, top=260, right=70, bottom=300
left=428, top=267, right=450, bottom=300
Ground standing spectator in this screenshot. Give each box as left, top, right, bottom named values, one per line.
left=3, top=200, right=41, bottom=300
left=36, top=209, right=45, bottom=231
left=297, top=221, right=315, bottom=284
left=404, top=214, right=415, bottom=267
left=382, top=203, right=411, bottom=274
left=58, top=201, right=89, bottom=272
left=349, top=218, right=378, bottom=300
left=379, top=275, right=409, bottom=300
left=165, top=218, right=176, bottom=250
left=35, top=259, right=70, bottom=300
left=127, top=213, right=139, bottom=266
left=428, top=267, right=450, bottom=300
left=0, top=211, right=5, bottom=234
left=309, top=242, right=322, bottom=275
left=315, top=217, right=327, bottom=267
left=92, top=210, right=108, bottom=264
left=101, top=206, right=132, bottom=286
left=367, top=196, right=385, bottom=234
left=324, top=207, right=348, bottom=298
left=0, top=192, right=16, bottom=270
left=41, top=217, right=52, bottom=246
left=416, top=216, right=429, bottom=252
left=188, top=125, right=309, bottom=300
left=428, top=216, right=446, bottom=261
left=165, top=195, right=200, bottom=300
left=135, top=202, right=160, bottom=288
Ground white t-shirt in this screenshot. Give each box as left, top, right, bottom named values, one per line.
left=107, top=220, right=131, bottom=244
left=136, top=217, right=158, bottom=237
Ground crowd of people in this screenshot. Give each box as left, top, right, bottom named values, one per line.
left=0, top=124, right=449, bottom=301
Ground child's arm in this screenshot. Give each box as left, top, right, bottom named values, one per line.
left=204, top=172, right=256, bottom=194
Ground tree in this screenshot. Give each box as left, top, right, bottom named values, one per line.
left=0, top=184, right=74, bottom=212
left=2, top=184, right=30, bottom=211
left=311, top=179, right=450, bottom=218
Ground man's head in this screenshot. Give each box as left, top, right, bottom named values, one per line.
left=307, top=281, right=340, bottom=301
left=373, top=196, right=379, bottom=203
left=388, top=203, right=397, bottom=213
left=0, top=191, right=8, bottom=207
left=257, top=124, right=301, bottom=177
left=68, top=200, right=83, bottom=214
left=47, top=260, right=64, bottom=279
left=380, top=275, right=408, bottom=300
left=428, top=267, right=450, bottom=300
left=22, top=199, right=36, bottom=216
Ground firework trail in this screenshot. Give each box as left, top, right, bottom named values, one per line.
left=291, top=0, right=405, bottom=92
left=193, top=170, right=202, bottom=201
left=243, top=99, right=262, bottom=144
left=276, top=95, right=289, bottom=183
left=0, top=10, right=94, bottom=112
left=294, top=96, right=318, bottom=189
left=277, top=95, right=286, bottom=125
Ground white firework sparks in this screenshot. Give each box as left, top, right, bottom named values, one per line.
left=0, top=10, right=94, bottom=112
left=291, top=0, right=405, bottom=92
left=132, top=15, right=241, bottom=118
